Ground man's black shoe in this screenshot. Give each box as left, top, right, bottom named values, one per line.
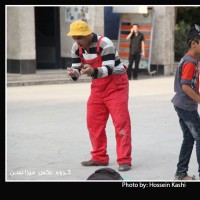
left=118, top=164, right=131, bottom=171
left=81, top=160, right=108, bottom=166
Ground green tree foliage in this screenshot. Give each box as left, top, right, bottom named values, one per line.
left=176, top=7, right=200, bottom=25
left=175, top=21, right=190, bottom=61
left=175, top=7, right=200, bottom=61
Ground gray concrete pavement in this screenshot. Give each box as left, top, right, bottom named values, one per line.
left=6, top=76, right=200, bottom=181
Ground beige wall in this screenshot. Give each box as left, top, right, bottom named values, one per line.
left=88, top=6, right=104, bottom=35
left=60, top=7, right=74, bottom=58
left=7, top=6, right=36, bottom=59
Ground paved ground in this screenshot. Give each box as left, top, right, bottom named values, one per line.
left=6, top=75, right=200, bottom=182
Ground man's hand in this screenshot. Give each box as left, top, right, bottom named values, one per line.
left=141, top=52, right=145, bottom=58
left=182, top=84, right=200, bottom=104
left=66, top=67, right=76, bottom=77
left=130, top=28, right=134, bottom=33
left=80, top=64, right=94, bottom=75
left=126, top=28, right=134, bottom=40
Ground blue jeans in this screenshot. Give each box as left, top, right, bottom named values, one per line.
left=174, top=106, right=200, bottom=177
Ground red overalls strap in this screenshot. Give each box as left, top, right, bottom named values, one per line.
left=78, top=36, right=104, bottom=68
left=96, top=36, right=104, bottom=55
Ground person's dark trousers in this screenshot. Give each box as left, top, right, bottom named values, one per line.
left=127, top=53, right=141, bottom=80
left=174, top=106, right=200, bottom=178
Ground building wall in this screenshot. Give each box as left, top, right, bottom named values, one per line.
left=7, top=6, right=175, bottom=75
left=60, top=7, right=74, bottom=59
left=151, top=7, right=175, bottom=75
left=7, top=6, right=36, bottom=74
left=88, top=6, right=104, bottom=36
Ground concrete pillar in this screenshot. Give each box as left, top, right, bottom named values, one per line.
left=88, top=6, right=104, bottom=36
left=151, top=7, right=175, bottom=75
left=60, top=7, right=75, bottom=68
left=7, top=6, right=36, bottom=74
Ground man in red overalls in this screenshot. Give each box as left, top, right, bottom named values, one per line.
left=66, top=20, right=132, bottom=171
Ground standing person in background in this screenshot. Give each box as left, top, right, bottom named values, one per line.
left=66, top=20, right=132, bottom=171
left=126, top=24, right=145, bottom=80
left=171, top=24, right=200, bottom=180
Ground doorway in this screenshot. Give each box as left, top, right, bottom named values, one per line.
left=35, top=7, right=61, bottom=69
